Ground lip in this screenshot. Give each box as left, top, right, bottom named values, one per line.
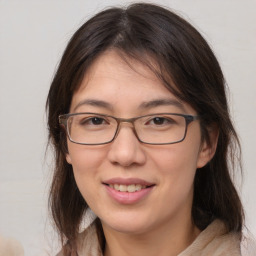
left=102, top=177, right=155, bottom=204
left=103, top=177, right=154, bottom=186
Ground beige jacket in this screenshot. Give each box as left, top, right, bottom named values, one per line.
left=59, top=219, right=241, bottom=256
left=0, top=235, right=24, bottom=256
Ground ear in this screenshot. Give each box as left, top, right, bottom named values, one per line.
left=66, top=153, right=72, bottom=164
left=197, top=125, right=219, bottom=168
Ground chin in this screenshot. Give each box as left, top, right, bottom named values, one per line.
left=100, top=212, right=157, bottom=235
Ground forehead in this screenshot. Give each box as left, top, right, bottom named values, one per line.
left=70, top=50, right=195, bottom=115
left=78, top=50, right=163, bottom=91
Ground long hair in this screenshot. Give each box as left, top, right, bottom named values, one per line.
left=46, top=2, right=244, bottom=253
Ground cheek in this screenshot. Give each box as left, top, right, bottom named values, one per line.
left=66, top=144, right=107, bottom=199
left=154, top=144, right=200, bottom=198
left=149, top=143, right=200, bottom=178
left=66, top=143, right=107, bottom=173
left=147, top=140, right=201, bottom=200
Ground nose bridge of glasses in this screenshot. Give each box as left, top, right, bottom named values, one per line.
left=117, top=116, right=136, bottom=124
left=114, top=117, right=138, bottom=138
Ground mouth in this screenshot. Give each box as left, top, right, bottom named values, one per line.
left=102, top=178, right=155, bottom=204
left=104, top=183, right=154, bottom=193
left=102, top=177, right=155, bottom=196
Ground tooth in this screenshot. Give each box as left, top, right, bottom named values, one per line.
left=110, top=184, right=148, bottom=192
left=127, top=184, right=136, bottom=192
left=135, top=184, right=142, bottom=191
left=119, top=185, right=127, bottom=192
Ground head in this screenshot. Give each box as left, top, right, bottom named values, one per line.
left=46, top=2, right=243, bottom=250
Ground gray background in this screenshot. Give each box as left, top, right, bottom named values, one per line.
left=0, top=0, right=255, bottom=255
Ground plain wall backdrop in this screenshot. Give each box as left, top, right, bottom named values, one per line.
left=0, top=0, right=255, bottom=255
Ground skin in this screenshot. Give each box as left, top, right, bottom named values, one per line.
left=66, top=50, right=218, bottom=256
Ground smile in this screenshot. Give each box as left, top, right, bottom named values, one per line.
left=109, top=184, right=147, bottom=192
left=103, top=178, right=155, bottom=204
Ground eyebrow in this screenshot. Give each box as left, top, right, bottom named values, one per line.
left=73, top=98, right=185, bottom=112
left=139, top=98, right=185, bottom=111
left=73, top=99, right=113, bottom=111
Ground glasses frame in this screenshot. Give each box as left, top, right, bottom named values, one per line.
left=59, top=112, right=199, bottom=145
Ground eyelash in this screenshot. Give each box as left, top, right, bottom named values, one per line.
left=80, top=116, right=109, bottom=125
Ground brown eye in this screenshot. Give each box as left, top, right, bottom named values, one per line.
left=90, top=117, right=105, bottom=125
left=146, top=117, right=175, bottom=126
left=152, top=117, right=165, bottom=125
left=79, top=116, right=108, bottom=126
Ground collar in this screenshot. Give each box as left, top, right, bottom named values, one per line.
left=76, top=219, right=241, bottom=256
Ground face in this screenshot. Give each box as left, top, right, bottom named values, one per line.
left=66, top=50, right=214, bottom=235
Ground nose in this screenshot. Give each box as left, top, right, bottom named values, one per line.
left=107, top=124, right=146, bottom=167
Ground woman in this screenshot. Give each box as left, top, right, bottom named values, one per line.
left=47, top=3, right=244, bottom=256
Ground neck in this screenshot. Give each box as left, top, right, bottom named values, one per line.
left=102, top=216, right=200, bottom=256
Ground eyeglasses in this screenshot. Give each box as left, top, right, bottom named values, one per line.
left=59, top=112, right=199, bottom=145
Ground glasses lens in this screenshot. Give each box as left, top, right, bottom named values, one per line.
left=135, top=114, right=186, bottom=144
left=67, top=114, right=117, bottom=144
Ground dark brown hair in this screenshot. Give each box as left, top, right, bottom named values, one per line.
left=46, top=2, right=244, bottom=253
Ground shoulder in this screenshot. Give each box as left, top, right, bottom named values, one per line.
left=241, top=231, right=256, bottom=256
left=178, top=219, right=241, bottom=256
left=76, top=221, right=103, bottom=256
left=0, top=235, right=24, bottom=256
left=56, top=220, right=103, bottom=256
